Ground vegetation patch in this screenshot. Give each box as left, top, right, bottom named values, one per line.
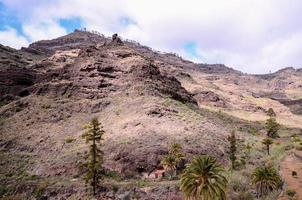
left=286, top=189, right=296, bottom=197
left=292, top=171, right=297, bottom=177
left=64, top=136, right=75, bottom=143
left=0, top=99, right=8, bottom=107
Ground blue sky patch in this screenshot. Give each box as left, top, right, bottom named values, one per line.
left=119, top=16, right=136, bottom=27
left=59, top=17, right=82, bottom=33
left=0, top=2, right=24, bottom=35
left=184, top=42, right=199, bottom=58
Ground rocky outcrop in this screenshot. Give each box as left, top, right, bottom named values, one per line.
left=197, top=64, right=241, bottom=74
left=194, top=91, right=227, bottom=107
left=130, top=63, right=196, bottom=104
left=0, top=45, right=39, bottom=106
left=275, top=98, right=302, bottom=115
left=0, top=44, right=34, bottom=68
left=110, top=33, right=123, bottom=45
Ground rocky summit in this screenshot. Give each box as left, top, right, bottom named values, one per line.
left=1, top=30, right=302, bottom=199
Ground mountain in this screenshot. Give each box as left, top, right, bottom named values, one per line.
left=0, top=30, right=301, bottom=199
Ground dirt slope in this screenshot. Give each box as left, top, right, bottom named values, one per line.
left=279, top=150, right=302, bottom=200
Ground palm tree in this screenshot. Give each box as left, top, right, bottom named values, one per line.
left=170, top=143, right=185, bottom=163
left=161, top=154, right=177, bottom=179
left=252, top=166, right=282, bottom=197
left=170, top=143, right=182, bottom=155
left=180, top=155, right=227, bottom=200
left=161, top=143, right=185, bottom=179
left=262, top=137, right=273, bottom=155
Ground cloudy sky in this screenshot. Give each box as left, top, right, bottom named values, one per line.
left=0, top=0, right=302, bottom=74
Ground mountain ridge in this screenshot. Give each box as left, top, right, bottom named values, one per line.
left=0, top=30, right=302, bottom=199
left=1, top=30, right=301, bottom=78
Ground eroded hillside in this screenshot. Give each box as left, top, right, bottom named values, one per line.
left=0, top=30, right=301, bottom=199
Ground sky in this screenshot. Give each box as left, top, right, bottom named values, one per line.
left=0, top=0, right=302, bottom=74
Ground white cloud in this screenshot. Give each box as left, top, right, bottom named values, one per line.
left=0, top=27, right=29, bottom=49
left=23, top=21, right=67, bottom=42
left=1, top=0, right=302, bottom=73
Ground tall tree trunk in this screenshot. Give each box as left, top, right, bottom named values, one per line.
left=93, top=133, right=96, bottom=195
left=267, top=145, right=270, bottom=155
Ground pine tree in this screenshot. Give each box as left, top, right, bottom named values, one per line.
left=82, top=117, right=105, bottom=195
left=228, top=130, right=237, bottom=170
left=265, top=117, right=280, bottom=138
left=267, top=108, right=276, bottom=117
left=262, top=137, right=273, bottom=155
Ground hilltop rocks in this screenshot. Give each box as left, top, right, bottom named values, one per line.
left=21, top=30, right=108, bottom=56
left=197, top=64, right=241, bottom=74
left=110, top=33, right=123, bottom=45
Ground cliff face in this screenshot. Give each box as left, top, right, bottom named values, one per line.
left=0, top=30, right=301, bottom=199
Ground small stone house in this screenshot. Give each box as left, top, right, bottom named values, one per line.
left=143, top=166, right=166, bottom=179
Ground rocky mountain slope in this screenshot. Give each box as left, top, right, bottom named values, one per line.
left=0, top=30, right=301, bottom=199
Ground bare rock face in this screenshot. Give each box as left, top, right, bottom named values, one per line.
left=197, top=63, right=241, bottom=74
left=276, top=99, right=302, bottom=115
left=0, top=44, right=38, bottom=105
left=129, top=63, right=196, bottom=104
left=0, top=44, right=33, bottom=66
left=0, top=68, right=36, bottom=97
left=195, top=91, right=227, bottom=108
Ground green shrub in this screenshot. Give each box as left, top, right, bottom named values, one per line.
left=0, top=195, right=24, bottom=200
left=112, top=185, right=119, bottom=193
left=0, top=117, right=5, bottom=127
left=0, top=99, right=7, bottom=107
left=296, top=146, right=302, bottom=150
left=292, top=171, right=297, bottom=177
left=236, top=191, right=254, bottom=200
left=64, top=137, right=75, bottom=143
left=41, top=104, right=51, bottom=109
left=285, top=144, right=294, bottom=151
left=286, top=189, right=296, bottom=197
left=261, top=190, right=282, bottom=200
left=234, top=157, right=247, bottom=169
left=15, top=106, right=23, bottom=112
left=34, top=181, right=49, bottom=199
left=104, top=170, right=121, bottom=180
left=296, top=144, right=302, bottom=151
left=229, top=174, right=249, bottom=193
left=248, top=127, right=259, bottom=135
left=131, top=191, right=141, bottom=199
left=0, top=185, right=8, bottom=196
